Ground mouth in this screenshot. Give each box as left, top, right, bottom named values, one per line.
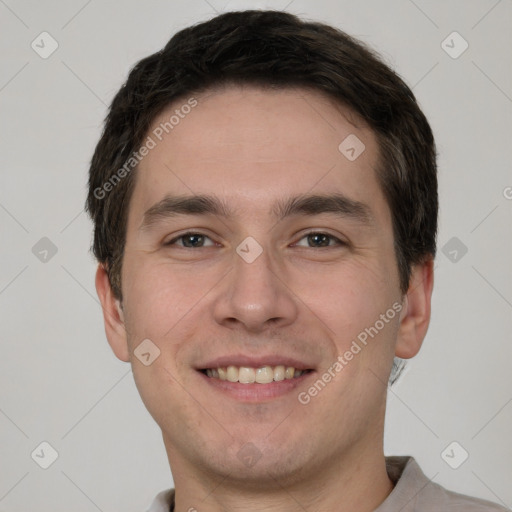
left=199, top=365, right=313, bottom=384
left=196, top=358, right=316, bottom=402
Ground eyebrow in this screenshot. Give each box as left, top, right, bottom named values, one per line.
left=139, top=193, right=373, bottom=232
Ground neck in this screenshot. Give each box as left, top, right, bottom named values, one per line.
left=166, top=439, right=394, bottom=512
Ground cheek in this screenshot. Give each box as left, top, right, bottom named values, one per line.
left=121, top=257, right=211, bottom=341
left=295, top=257, right=396, bottom=327
left=121, top=260, right=199, bottom=419
left=294, top=257, right=400, bottom=381
left=130, top=360, right=192, bottom=436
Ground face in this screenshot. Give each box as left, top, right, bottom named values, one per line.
left=98, top=85, right=431, bottom=487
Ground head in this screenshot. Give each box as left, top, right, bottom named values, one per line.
left=88, top=10, right=436, bottom=488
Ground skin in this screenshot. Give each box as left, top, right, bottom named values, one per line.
left=96, top=84, right=434, bottom=512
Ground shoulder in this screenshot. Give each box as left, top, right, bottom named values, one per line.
left=419, top=480, right=509, bottom=511
left=382, top=456, right=509, bottom=511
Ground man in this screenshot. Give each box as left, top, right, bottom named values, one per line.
left=86, top=10, right=507, bottom=512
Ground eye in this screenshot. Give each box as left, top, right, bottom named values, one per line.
left=294, top=232, right=345, bottom=248
left=165, top=232, right=216, bottom=248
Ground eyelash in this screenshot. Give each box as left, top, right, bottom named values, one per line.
left=165, top=231, right=346, bottom=249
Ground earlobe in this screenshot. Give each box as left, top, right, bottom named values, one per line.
left=95, top=264, right=130, bottom=362
left=395, top=258, right=434, bottom=359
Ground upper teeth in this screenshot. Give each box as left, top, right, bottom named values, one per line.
left=205, top=365, right=305, bottom=384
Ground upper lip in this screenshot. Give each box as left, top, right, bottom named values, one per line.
left=196, top=354, right=315, bottom=371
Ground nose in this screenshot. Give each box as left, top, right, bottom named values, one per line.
left=212, top=243, right=299, bottom=333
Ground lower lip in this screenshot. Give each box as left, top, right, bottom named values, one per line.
left=197, top=371, right=314, bottom=402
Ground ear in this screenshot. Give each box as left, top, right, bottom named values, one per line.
left=395, top=258, right=434, bottom=359
left=95, top=264, right=130, bottom=362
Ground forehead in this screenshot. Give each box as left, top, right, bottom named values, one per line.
left=129, top=84, right=388, bottom=225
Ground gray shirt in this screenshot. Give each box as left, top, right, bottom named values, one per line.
left=146, top=456, right=509, bottom=511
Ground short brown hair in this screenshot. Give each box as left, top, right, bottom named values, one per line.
left=86, top=10, right=438, bottom=300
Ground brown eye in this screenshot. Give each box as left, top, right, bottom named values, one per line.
left=166, top=232, right=215, bottom=248
left=295, top=232, right=344, bottom=248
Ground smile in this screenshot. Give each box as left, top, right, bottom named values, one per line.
left=201, top=365, right=311, bottom=384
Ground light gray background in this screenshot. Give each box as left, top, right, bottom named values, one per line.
left=1, top=0, right=511, bottom=511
